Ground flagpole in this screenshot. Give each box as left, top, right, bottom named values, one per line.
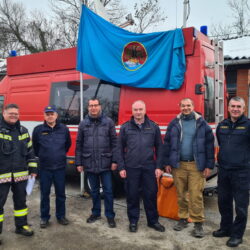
left=79, top=71, right=84, bottom=194
left=183, top=0, right=189, bottom=28
left=79, top=0, right=85, bottom=195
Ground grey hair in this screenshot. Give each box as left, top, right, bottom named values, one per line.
left=229, top=96, right=245, bottom=107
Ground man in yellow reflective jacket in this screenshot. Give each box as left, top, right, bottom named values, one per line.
left=0, top=104, right=38, bottom=245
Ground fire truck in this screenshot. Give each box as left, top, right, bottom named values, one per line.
left=0, top=27, right=226, bottom=194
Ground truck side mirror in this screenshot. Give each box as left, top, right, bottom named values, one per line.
left=195, top=84, right=205, bottom=95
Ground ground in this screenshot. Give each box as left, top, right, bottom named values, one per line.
left=1, top=175, right=249, bottom=250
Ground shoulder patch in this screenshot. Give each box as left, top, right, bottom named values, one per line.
left=236, top=126, right=246, bottom=130
left=220, top=126, right=229, bottom=129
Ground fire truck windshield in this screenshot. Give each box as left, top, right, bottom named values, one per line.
left=50, top=79, right=120, bottom=125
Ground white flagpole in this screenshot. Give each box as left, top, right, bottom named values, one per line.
left=79, top=71, right=84, bottom=194
left=79, top=0, right=85, bottom=195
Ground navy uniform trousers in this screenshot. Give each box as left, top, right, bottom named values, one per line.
left=126, top=166, right=158, bottom=225
left=0, top=181, right=28, bottom=233
left=217, top=167, right=250, bottom=239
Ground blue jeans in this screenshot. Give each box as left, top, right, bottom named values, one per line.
left=87, top=171, right=115, bottom=218
left=40, top=168, right=66, bottom=221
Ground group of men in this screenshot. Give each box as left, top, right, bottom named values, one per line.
left=0, top=96, right=249, bottom=248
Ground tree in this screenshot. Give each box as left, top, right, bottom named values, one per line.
left=133, top=0, right=167, bottom=33
left=49, top=0, right=128, bottom=47
left=0, top=0, right=167, bottom=57
left=210, top=0, right=250, bottom=39
left=0, top=0, right=63, bottom=57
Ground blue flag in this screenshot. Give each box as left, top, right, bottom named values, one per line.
left=77, top=5, right=186, bottom=90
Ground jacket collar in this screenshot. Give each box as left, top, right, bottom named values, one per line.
left=227, top=114, right=248, bottom=125
left=1, top=118, right=21, bottom=131
left=130, top=114, right=151, bottom=128
left=85, top=113, right=106, bottom=125
left=177, top=111, right=201, bottom=120
left=43, top=119, right=60, bottom=129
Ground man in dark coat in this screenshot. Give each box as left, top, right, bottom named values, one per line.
left=162, top=98, right=214, bottom=238
left=117, top=100, right=165, bottom=233
left=0, top=104, right=37, bottom=244
left=32, top=105, right=71, bottom=228
left=75, top=98, right=117, bottom=228
left=213, top=96, right=250, bottom=248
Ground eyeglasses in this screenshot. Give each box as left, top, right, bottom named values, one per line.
left=88, top=104, right=100, bottom=108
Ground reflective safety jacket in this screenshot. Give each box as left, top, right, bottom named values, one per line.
left=0, top=119, right=38, bottom=184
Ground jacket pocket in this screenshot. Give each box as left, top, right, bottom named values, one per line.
left=101, top=153, right=112, bottom=169
left=82, top=153, right=92, bottom=168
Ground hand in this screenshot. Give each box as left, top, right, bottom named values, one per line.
left=119, top=170, right=126, bottom=178
left=165, top=165, right=172, bottom=173
left=77, top=166, right=84, bottom=173
left=203, top=168, right=211, bottom=178
left=111, top=163, right=118, bottom=171
left=155, top=169, right=163, bottom=178
left=31, top=173, right=37, bottom=178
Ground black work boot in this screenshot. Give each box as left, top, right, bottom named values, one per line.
left=15, top=225, right=34, bottom=236
left=173, top=218, right=188, bottom=231
left=192, top=222, right=204, bottom=238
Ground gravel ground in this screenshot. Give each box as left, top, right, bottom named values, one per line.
left=0, top=176, right=249, bottom=250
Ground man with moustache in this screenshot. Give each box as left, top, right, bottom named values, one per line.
left=213, top=96, right=250, bottom=247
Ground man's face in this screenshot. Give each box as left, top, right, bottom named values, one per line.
left=180, top=99, right=194, bottom=115
left=44, top=112, right=58, bottom=124
left=88, top=100, right=101, bottom=117
left=228, top=100, right=245, bottom=120
left=132, top=102, right=146, bottom=121
left=3, top=108, right=19, bottom=125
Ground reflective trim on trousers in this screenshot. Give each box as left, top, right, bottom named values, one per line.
left=14, top=208, right=28, bottom=217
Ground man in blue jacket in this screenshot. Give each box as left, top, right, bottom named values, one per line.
left=117, top=100, right=165, bottom=233
left=213, top=96, right=250, bottom=248
left=32, top=105, right=71, bottom=228
left=75, top=98, right=117, bottom=228
left=162, top=98, right=214, bottom=238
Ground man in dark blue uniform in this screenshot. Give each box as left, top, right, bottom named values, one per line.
left=213, top=96, right=250, bottom=247
left=117, top=100, right=165, bottom=233
left=32, top=105, right=71, bottom=228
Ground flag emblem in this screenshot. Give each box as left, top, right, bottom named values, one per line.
left=122, top=42, right=147, bottom=71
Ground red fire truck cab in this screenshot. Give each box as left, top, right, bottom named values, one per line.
left=0, top=27, right=225, bottom=192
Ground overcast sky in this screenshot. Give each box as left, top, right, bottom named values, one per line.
left=19, top=0, right=232, bottom=33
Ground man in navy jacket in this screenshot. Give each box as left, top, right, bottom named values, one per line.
left=32, top=105, right=71, bottom=228
left=213, top=96, right=250, bottom=248
left=162, top=98, right=214, bottom=238
left=75, top=98, right=117, bottom=228
left=117, top=100, right=165, bottom=233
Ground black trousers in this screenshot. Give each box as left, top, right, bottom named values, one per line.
left=0, top=181, right=28, bottom=232
left=217, top=168, right=250, bottom=238
left=125, top=166, right=158, bottom=225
